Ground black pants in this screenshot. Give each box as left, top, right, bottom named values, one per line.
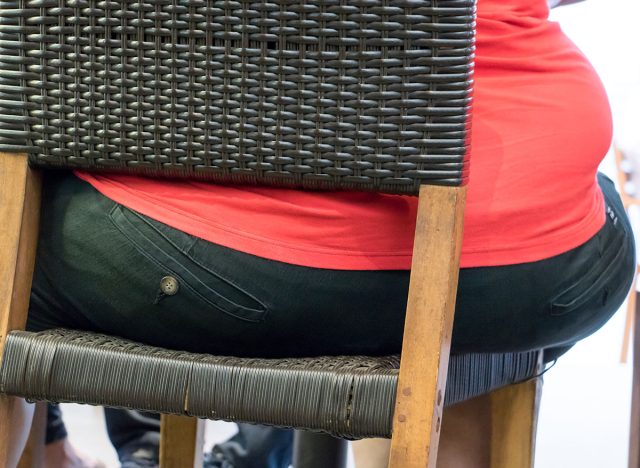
left=29, top=172, right=635, bottom=358
left=36, top=172, right=635, bottom=464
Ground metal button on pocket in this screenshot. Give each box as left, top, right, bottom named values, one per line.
left=160, top=276, right=179, bottom=296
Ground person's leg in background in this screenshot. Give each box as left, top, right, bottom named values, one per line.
left=40, top=404, right=104, bottom=468
left=104, top=409, right=160, bottom=468
left=204, top=423, right=293, bottom=468
left=45, top=404, right=68, bottom=447
left=104, top=408, right=293, bottom=468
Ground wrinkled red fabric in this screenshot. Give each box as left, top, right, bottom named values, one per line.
left=77, top=0, right=611, bottom=270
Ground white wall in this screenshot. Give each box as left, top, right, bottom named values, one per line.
left=536, top=2, right=640, bottom=467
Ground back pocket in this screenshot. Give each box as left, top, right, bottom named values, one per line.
left=109, top=204, right=267, bottom=322
left=549, top=241, right=625, bottom=316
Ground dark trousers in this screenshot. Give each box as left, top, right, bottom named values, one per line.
left=28, top=173, right=635, bottom=357
left=36, top=172, right=635, bottom=465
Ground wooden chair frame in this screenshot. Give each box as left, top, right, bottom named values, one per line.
left=0, top=151, right=542, bottom=468
left=0, top=151, right=466, bottom=467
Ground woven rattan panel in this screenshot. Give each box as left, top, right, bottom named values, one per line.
left=1, top=329, right=539, bottom=438
left=0, top=0, right=475, bottom=194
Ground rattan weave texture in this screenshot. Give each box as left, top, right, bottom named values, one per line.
left=1, top=329, right=539, bottom=438
left=0, top=0, right=475, bottom=194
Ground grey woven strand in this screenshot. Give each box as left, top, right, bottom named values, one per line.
left=1, top=329, right=539, bottom=438
left=0, top=0, right=475, bottom=194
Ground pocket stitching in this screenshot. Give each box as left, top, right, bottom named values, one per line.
left=550, top=241, right=626, bottom=316
left=123, top=205, right=267, bottom=310
left=109, top=204, right=267, bottom=323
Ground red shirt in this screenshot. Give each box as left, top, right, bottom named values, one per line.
left=77, top=0, right=611, bottom=270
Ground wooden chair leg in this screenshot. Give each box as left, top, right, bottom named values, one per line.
left=488, top=377, right=543, bottom=468
left=159, top=414, right=205, bottom=468
left=0, top=153, right=42, bottom=467
left=629, top=290, right=640, bottom=468
left=621, top=270, right=638, bottom=363
left=388, top=185, right=467, bottom=468
left=17, top=402, right=47, bottom=468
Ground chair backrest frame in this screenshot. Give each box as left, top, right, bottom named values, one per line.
left=0, top=0, right=475, bottom=195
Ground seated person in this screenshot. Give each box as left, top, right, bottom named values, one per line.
left=13, top=0, right=635, bottom=467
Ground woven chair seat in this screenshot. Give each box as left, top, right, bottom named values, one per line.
left=0, top=329, right=540, bottom=439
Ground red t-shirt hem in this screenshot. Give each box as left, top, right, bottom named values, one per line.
left=76, top=171, right=605, bottom=271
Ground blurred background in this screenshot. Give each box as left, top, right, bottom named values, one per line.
left=536, top=1, right=640, bottom=467
left=58, top=1, right=640, bottom=466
